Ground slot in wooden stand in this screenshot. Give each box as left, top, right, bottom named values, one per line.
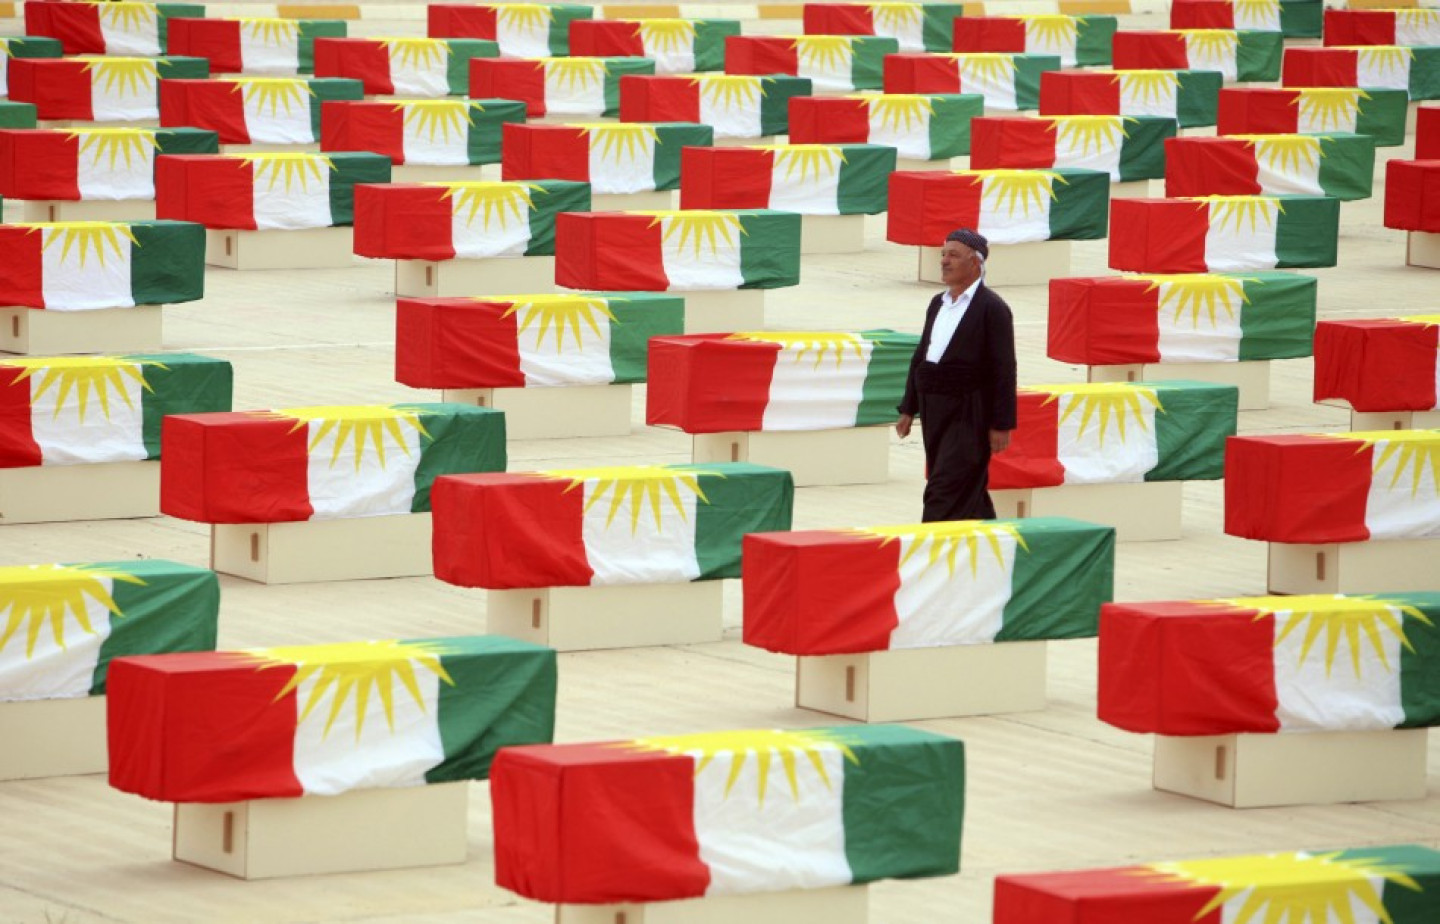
left=395, top=255, right=557, bottom=297
left=210, top=514, right=434, bottom=584
left=557, top=884, right=869, bottom=924
left=991, top=480, right=1183, bottom=541
left=441, top=384, right=631, bottom=439
left=0, top=696, right=107, bottom=781
left=918, top=240, right=1071, bottom=287
left=19, top=199, right=156, bottom=222
left=205, top=227, right=357, bottom=270
left=691, top=426, right=889, bottom=487
left=0, top=461, right=159, bottom=524
left=0, top=305, right=162, bottom=355
left=1089, top=360, right=1271, bottom=410
left=1267, top=537, right=1440, bottom=594
left=486, top=581, right=724, bottom=651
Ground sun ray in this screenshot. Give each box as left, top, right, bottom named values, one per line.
left=858, top=520, right=1029, bottom=579
left=866, top=2, right=921, bottom=34
left=862, top=94, right=934, bottom=133
left=1187, top=195, right=1281, bottom=234
left=230, top=153, right=335, bottom=193
left=790, top=35, right=855, bottom=75
left=14, top=221, right=140, bottom=271
left=232, top=77, right=314, bottom=117
left=79, top=57, right=159, bottom=99
left=1396, top=9, right=1440, bottom=30
left=89, top=1, right=157, bottom=33
left=693, top=74, right=766, bottom=112
left=495, top=294, right=619, bottom=352
left=259, top=405, right=435, bottom=471
left=1032, top=382, right=1163, bottom=445
left=1354, top=45, right=1413, bottom=78
left=638, top=210, right=746, bottom=257
left=751, top=144, right=846, bottom=183
left=531, top=464, right=722, bottom=534
left=1114, top=70, right=1180, bottom=106
left=1341, top=430, right=1440, bottom=499
left=398, top=99, right=476, bottom=144
left=1, top=355, right=161, bottom=424
left=495, top=3, right=555, bottom=32
left=569, top=122, right=659, bottom=164
left=623, top=728, right=858, bottom=803
left=1179, top=29, right=1240, bottom=64
left=1226, top=594, right=1433, bottom=678
left=1018, top=14, right=1080, bottom=49
left=1050, top=115, right=1129, bottom=157
left=635, top=19, right=697, bottom=55
left=68, top=128, right=157, bottom=172
left=379, top=37, right=449, bottom=72
left=1235, top=134, right=1323, bottom=176
left=238, top=17, right=300, bottom=45
left=425, top=180, right=543, bottom=230
left=1231, top=0, right=1281, bottom=21
left=950, top=52, right=1018, bottom=86
left=725, top=331, right=866, bottom=369
left=957, top=169, right=1065, bottom=218
left=0, top=564, right=145, bottom=659
left=1131, top=273, right=1251, bottom=329
left=541, top=57, right=609, bottom=92
left=1296, top=88, right=1368, bottom=133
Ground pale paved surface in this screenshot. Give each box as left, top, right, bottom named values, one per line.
left=4, top=8, right=1440, bottom=924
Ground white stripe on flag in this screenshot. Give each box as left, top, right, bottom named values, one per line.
left=1222, top=877, right=1384, bottom=924
left=1251, top=142, right=1323, bottom=196
left=958, top=60, right=1017, bottom=111
left=767, top=150, right=843, bottom=215
left=1154, top=281, right=1243, bottom=361
left=515, top=310, right=616, bottom=385
left=587, top=133, right=658, bottom=194
left=75, top=139, right=156, bottom=201
left=691, top=745, right=850, bottom=895
left=1232, top=3, right=1281, bottom=32
left=98, top=14, right=160, bottom=56
left=873, top=10, right=925, bottom=53
left=698, top=84, right=762, bottom=139
left=291, top=663, right=444, bottom=795
left=641, top=35, right=697, bottom=75
left=495, top=17, right=552, bottom=58
left=28, top=365, right=147, bottom=465
left=239, top=25, right=302, bottom=76
left=1272, top=601, right=1405, bottom=731
left=242, top=90, right=317, bottom=144
left=303, top=418, right=423, bottom=519
left=388, top=47, right=450, bottom=99
left=977, top=176, right=1052, bottom=244
left=1117, top=76, right=1178, bottom=119
left=1297, top=94, right=1360, bottom=134
left=657, top=216, right=744, bottom=289
left=797, top=47, right=855, bottom=93
left=1024, top=25, right=1079, bottom=68
left=0, top=573, right=113, bottom=701
left=1203, top=201, right=1279, bottom=271
left=761, top=339, right=873, bottom=430
left=251, top=164, right=333, bottom=230
left=0, top=42, right=9, bottom=99
left=90, top=69, right=159, bottom=122
left=1055, top=393, right=1159, bottom=483
left=450, top=202, right=532, bottom=257
left=1395, top=14, right=1440, bottom=47
left=889, top=531, right=1018, bottom=648
left=1355, top=50, right=1412, bottom=93
left=580, top=479, right=700, bottom=584
left=1183, top=36, right=1238, bottom=81
left=402, top=110, right=472, bottom=166
left=866, top=102, right=932, bottom=159
left=543, top=69, right=607, bottom=117
left=40, top=228, right=135, bottom=310
left=1052, top=123, right=1123, bottom=180
left=1364, top=440, right=1440, bottom=539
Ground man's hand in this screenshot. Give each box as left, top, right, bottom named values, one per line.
left=896, top=414, right=914, bottom=439
left=989, top=429, right=1011, bottom=453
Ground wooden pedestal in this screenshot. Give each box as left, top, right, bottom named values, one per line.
left=0, top=305, right=162, bottom=355
left=894, top=156, right=965, bottom=173
left=675, top=288, right=766, bottom=333
left=1089, top=359, right=1270, bottom=410
left=1266, top=537, right=1440, bottom=594
left=535, top=113, right=617, bottom=125
left=991, top=480, right=1183, bottom=541
left=590, top=190, right=674, bottom=211
left=205, top=227, right=356, bottom=270
left=395, top=255, right=556, bottom=297
left=1406, top=230, right=1440, bottom=269
left=918, top=240, right=1071, bottom=287
left=691, top=426, right=889, bottom=487
left=487, top=580, right=724, bottom=651
left=19, top=199, right=156, bottom=222
left=796, top=642, right=1047, bottom=722
left=389, top=163, right=499, bottom=183
left=442, top=384, right=631, bottom=439
left=1152, top=729, right=1428, bottom=808
left=210, top=513, right=434, bottom=584
left=173, top=781, right=470, bottom=879
left=0, top=695, right=107, bottom=781
left=218, top=142, right=320, bottom=154
left=801, top=214, right=866, bottom=254
left=1315, top=398, right=1440, bottom=431
left=710, top=134, right=776, bottom=147
left=1110, top=179, right=1156, bottom=199
left=41, top=119, right=160, bottom=129
left=557, top=884, right=869, bottom=924
left=0, top=461, right=159, bottom=524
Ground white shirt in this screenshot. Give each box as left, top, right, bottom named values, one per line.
left=924, top=277, right=982, bottom=363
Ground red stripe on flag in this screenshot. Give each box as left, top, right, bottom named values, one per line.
left=1108, top=198, right=1211, bottom=273
left=1048, top=276, right=1164, bottom=364
left=646, top=334, right=781, bottom=432
left=1169, top=0, right=1238, bottom=30
left=952, top=18, right=1029, bottom=54
left=160, top=412, right=314, bottom=523
left=0, top=363, right=43, bottom=468
left=431, top=472, right=595, bottom=588
left=395, top=297, right=525, bottom=388
left=678, top=146, right=774, bottom=209
left=1040, top=71, right=1123, bottom=117
left=802, top=4, right=877, bottom=38
left=9, top=59, right=96, bottom=121
left=1418, top=106, right=1440, bottom=160
left=352, top=183, right=460, bottom=260
left=989, top=390, right=1064, bottom=489
left=160, top=80, right=253, bottom=145
left=969, top=117, right=1061, bottom=170
left=24, top=3, right=104, bottom=56
left=1322, top=9, right=1398, bottom=46
left=155, top=155, right=259, bottom=230
left=0, top=227, right=46, bottom=309
left=320, top=100, right=393, bottom=159
left=618, top=75, right=701, bottom=124
left=1163, top=136, right=1263, bottom=198
left=471, top=59, right=549, bottom=118
left=884, top=54, right=961, bottom=94
left=787, top=96, right=871, bottom=144
left=569, top=20, right=646, bottom=58
left=1216, top=88, right=1301, bottom=136
left=1111, top=32, right=1191, bottom=71
left=994, top=865, right=1225, bottom=923
left=1224, top=434, right=1374, bottom=542
left=167, top=19, right=245, bottom=74
left=724, top=36, right=801, bottom=78
left=314, top=38, right=395, bottom=95
left=1385, top=159, right=1440, bottom=234
left=554, top=212, right=668, bottom=289
left=1281, top=47, right=1360, bottom=88
left=501, top=123, right=590, bottom=183
left=886, top=170, right=986, bottom=246
left=1313, top=319, right=1440, bottom=411
left=0, top=130, right=81, bottom=200
left=427, top=4, right=501, bottom=40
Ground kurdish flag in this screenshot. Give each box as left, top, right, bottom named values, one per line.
left=320, top=99, right=525, bottom=167
left=788, top=94, right=982, bottom=160
left=470, top=56, right=654, bottom=119
left=165, top=18, right=347, bottom=76
left=0, top=353, right=231, bottom=468
left=990, top=381, right=1238, bottom=489
left=155, top=152, right=390, bottom=231
left=882, top=53, right=1060, bottom=111
left=568, top=19, right=740, bottom=74
left=1225, top=430, right=1440, bottom=543
left=395, top=292, right=685, bottom=389
left=1313, top=316, right=1440, bottom=413
left=0, top=561, right=217, bottom=704
left=107, top=635, right=557, bottom=802
left=313, top=37, right=497, bottom=98
left=1170, top=0, right=1324, bottom=37
left=0, top=127, right=217, bottom=202
left=679, top=144, right=895, bottom=215
left=1048, top=272, right=1316, bottom=365
left=743, top=517, right=1115, bottom=655
left=492, top=725, right=964, bottom=903
left=1111, top=29, right=1283, bottom=82
left=555, top=209, right=800, bottom=292
left=887, top=168, right=1110, bottom=247
left=0, top=37, right=64, bottom=101
left=1385, top=159, right=1440, bottom=233
left=995, top=846, right=1440, bottom=923
left=801, top=3, right=965, bottom=53
left=646, top=330, right=918, bottom=433
left=1039, top=69, right=1222, bottom=128
left=0, top=221, right=204, bottom=310
left=23, top=1, right=203, bottom=56
left=968, top=115, right=1174, bottom=182
left=0, top=103, right=38, bottom=129
left=159, top=78, right=365, bottom=146
left=426, top=3, right=594, bottom=58
left=10, top=55, right=208, bottom=123
left=1108, top=195, right=1340, bottom=273
left=1324, top=8, right=1440, bottom=48
left=1422, top=105, right=1440, bottom=160
left=617, top=75, right=814, bottom=140
left=1217, top=86, right=1410, bottom=146
left=160, top=404, right=507, bottom=524
left=1283, top=46, right=1440, bottom=101
left=952, top=15, right=1118, bottom=68
left=724, top=35, right=898, bottom=93
left=501, top=122, right=712, bottom=195
left=1165, top=133, right=1376, bottom=201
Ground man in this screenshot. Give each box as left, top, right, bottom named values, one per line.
left=895, top=228, right=1017, bottom=521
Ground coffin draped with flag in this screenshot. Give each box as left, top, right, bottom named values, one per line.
left=1225, top=430, right=1440, bottom=543
left=160, top=77, right=365, bottom=146
left=395, top=292, right=685, bottom=389
left=1324, top=9, right=1440, bottom=48
left=568, top=18, right=740, bottom=74
left=492, top=724, right=964, bottom=903
left=0, top=127, right=217, bottom=202
left=470, top=56, right=655, bottom=118
left=646, top=330, right=917, bottom=433
left=1165, top=133, right=1374, bottom=201
left=160, top=403, right=507, bottom=524
left=1385, top=159, right=1440, bottom=233
left=321, top=98, right=525, bottom=167
left=1313, top=316, right=1440, bottom=413
left=1217, top=86, right=1409, bottom=146
left=107, top=635, right=557, bottom=802
left=990, top=380, right=1238, bottom=489
left=427, top=2, right=594, bottom=57
left=618, top=74, right=813, bottom=140
left=802, top=3, right=965, bottom=53
left=1111, top=29, right=1282, bottom=82
left=432, top=463, right=793, bottom=588
left=952, top=15, right=1117, bottom=68
left=24, top=1, right=204, bottom=56
left=0, top=221, right=205, bottom=310
left=744, top=517, right=1115, bottom=655
left=156, top=152, right=390, bottom=230
left=353, top=179, right=590, bottom=260
left=1282, top=45, right=1440, bottom=101
left=313, top=37, right=497, bottom=98
left=555, top=209, right=800, bottom=291
left=1108, top=195, right=1340, bottom=272
left=1039, top=69, right=1221, bottom=128
left=882, top=53, right=1060, bottom=111
left=724, top=34, right=897, bottom=93
left=502, top=122, right=712, bottom=194
left=0, top=37, right=64, bottom=102
left=0, top=353, right=231, bottom=468
left=888, top=168, right=1110, bottom=247
left=994, top=846, right=1440, bottom=924
left=680, top=144, right=895, bottom=215
left=9, top=55, right=208, bottom=122
left=1170, top=0, right=1323, bottom=38
left=969, top=115, right=1175, bottom=182
left=788, top=93, right=981, bottom=159
left=166, top=17, right=348, bottom=76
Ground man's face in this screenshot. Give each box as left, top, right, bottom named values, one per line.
left=940, top=242, right=978, bottom=287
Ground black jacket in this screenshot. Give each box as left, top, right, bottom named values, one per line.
left=898, top=284, right=1018, bottom=431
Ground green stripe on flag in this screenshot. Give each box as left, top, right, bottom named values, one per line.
left=850, top=37, right=899, bottom=92
left=547, top=4, right=595, bottom=56
left=1279, top=0, right=1323, bottom=39
left=654, top=123, right=714, bottom=191
left=737, top=210, right=801, bottom=289
left=470, top=99, right=528, bottom=165
left=840, top=724, right=964, bottom=884
left=1046, top=168, right=1110, bottom=240
left=156, top=127, right=219, bottom=157
left=1236, top=31, right=1283, bottom=82
left=856, top=330, right=920, bottom=426
left=1273, top=194, right=1340, bottom=268
left=603, top=293, right=686, bottom=383
left=308, top=78, right=367, bottom=139
left=601, top=58, right=658, bottom=117
left=156, top=5, right=207, bottom=50
left=1355, top=88, right=1409, bottom=147
left=1075, top=16, right=1117, bottom=67
left=1314, top=133, right=1376, bottom=201
left=760, top=77, right=813, bottom=136
left=1333, top=843, right=1440, bottom=920
left=296, top=21, right=348, bottom=74
left=931, top=94, right=983, bottom=157
left=524, top=180, right=591, bottom=256
left=1235, top=272, right=1317, bottom=361
left=1013, top=54, right=1061, bottom=111
left=445, top=39, right=500, bottom=96
left=694, top=20, right=742, bottom=71
left=0, top=102, right=38, bottom=129
left=687, top=463, right=793, bottom=580
left=129, top=220, right=205, bottom=307
left=1411, top=48, right=1440, bottom=100
left=922, top=6, right=966, bottom=52
left=999, top=517, right=1115, bottom=642
left=405, top=403, right=506, bottom=512
left=835, top=144, right=895, bottom=215
left=1381, top=593, right=1440, bottom=730
left=325, top=152, right=391, bottom=226
left=136, top=353, right=234, bottom=457
left=92, top=561, right=219, bottom=694
left=157, top=55, right=211, bottom=81
left=7, top=37, right=64, bottom=59
left=1117, top=116, right=1174, bottom=181
left=1176, top=70, right=1222, bottom=128
left=1145, top=380, right=1237, bottom=482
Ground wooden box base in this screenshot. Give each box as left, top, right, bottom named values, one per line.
left=674, top=288, right=766, bottom=333
left=710, top=134, right=776, bottom=147
left=991, top=480, right=1183, bottom=541
left=796, top=642, right=1047, bottom=723
left=590, top=190, right=675, bottom=211
left=205, top=227, right=357, bottom=270
left=0, top=305, right=162, bottom=355
left=1153, top=729, right=1428, bottom=808
left=1109, top=179, right=1156, bottom=199
left=1267, top=537, right=1440, bottom=594
left=41, top=119, right=160, bottom=129
left=919, top=240, right=1071, bottom=287
left=1407, top=230, right=1440, bottom=269
left=0, top=460, right=159, bottom=524
left=487, top=581, right=724, bottom=651
left=19, top=199, right=156, bottom=222
left=442, top=384, right=631, bottom=439
left=218, top=142, right=321, bottom=154
left=0, top=695, right=107, bottom=781
left=389, top=163, right=499, bottom=183
left=691, top=426, right=889, bottom=487
left=173, top=781, right=469, bottom=879
left=210, top=513, right=434, bottom=584
left=1315, top=399, right=1440, bottom=431
left=1089, top=359, right=1270, bottom=410
left=894, top=155, right=965, bottom=173
left=557, top=884, right=869, bottom=924
left=395, top=255, right=556, bottom=297
left=801, top=214, right=866, bottom=254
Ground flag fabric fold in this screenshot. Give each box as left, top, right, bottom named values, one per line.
left=788, top=93, right=982, bottom=159
left=1313, top=316, right=1440, bottom=413
left=1170, top=0, right=1324, bottom=38
left=160, top=77, right=365, bottom=146
left=9, top=55, right=208, bottom=122
left=568, top=18, right=741, bottom=73
left=0, top=127, right=217, bottom=202
left=471, top=56, right=654, bottom=118
left=502, top=122, right=712, bottom=194
left=887, top=168, right=1110, bottom=247
left=0, top=220, right=205, bottom=310
left=1108, top=195, right=1340, bottom=272
left=882, top=52, right=1060, bottom=111
left=952, top=15, right=1118, bottom=68
left=165, top=18, right=348, bottom=76
left=320, top=98, right=525, bottom=167
left=969, top=115, right=1175, bottom=182
left=1039, top=69, right=1222, bottom=128
left=23, top=1, right=204, bottom=56
left=1165, top=133, right=1375, bottom=200
left=155, top=152, right=390, bottom=231
left=802, top=3, right=966, bottom=53
left=426, top=2, right=594, bottom=57
left=1282, top=45, right=1440, bottom=100
left=618, top=74, right=813, bottom=140
left=743, top=517, right=1115, bottom=655
left=1111, top=28, right=1283, bottom=82
left=1385, top=159, right=1440, bottom=233
left=1216, top=85, right=1409, bottom=146
left=0, top=37, right=64, bottom=101
left=313, top=36, right=497, bottom=98
left=724, top=34, right=898, bottom=93
left=679, top=143, right=896, bottom=215
left=1324, top=9, right=1440, bottom=48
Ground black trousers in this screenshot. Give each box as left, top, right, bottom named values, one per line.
left=919, top=390, right=995, bottom=522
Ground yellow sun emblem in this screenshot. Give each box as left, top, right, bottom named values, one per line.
left=238, top=17, right=300, bottom=45
left=1346, top=429, right=1440, bottom=499
left=1223, top=593, right=1433, bottom=678
left=541, top=57, right=609, bottom=92
left=1179, top=29, right=1240, bottom=63
left=727, top=331, right=867, bottom=368
left=262, top=404, right=436, bottom=471
left=863, top=94, right=935, bottom=133
left=1133, top=273, right=1251, bottom=328
left=1231, top=0, right=1280, bottom=22
left=639, top=210, right=746, bottom=258
left=1018, top=15, right=1080, bottom=49
left=625, top=728, right=858, bottom=803
left=535, top=464, right=721, bottom=532
left=90, top=1, right=157, bottom=33
left=694, top=74, right=766, bottom=111
left=1050, top=115, right=1129, bottom=156
left=571, top=122, right=659, bottom=163
left=960, top=169, right=1065, bottom=218
left=866, top=3, right=921, bottom=34
left=399, top=99, right=476, bottom=143
left=636, top=19, right=697, bottom=55
left=951, top=52, right=1018, bottom=86
left=792, top=35, right=856, bottom=75
left=233, top=78, right=313, bottom=117
left=427, top=181, right=543, bottom=229
left=1189, top=195, right=1281, bottom=234
left=495, top=3, right=555, bottom=33
left=1400, top=313, right=1440, bottom=328
left=1114, top=70, right=1180, bottom=106
left=756, top=144, right=846, bottom=183
left=1296, top=88, right=1367, bottom=132
left=15, top=221, right=139, bottom=270
left=231, top=153, right=335, bottom=193
left=79, top=57, right=159, bottom=98
left=859, top=520, right=1029, bottom=579
left=380, top=37, right=448, bottom=72
left=1034, top=382, right=1163, bottom=445
left=1237, top=134, right=1323, bottom=175
left=0, top=564, right=145, bottom=659
left=496, top=293, right=619, bottom=351
left=1355, top=46, right=1413, bottom=78
left=1396, top=9, right=1440, bottom=29
left=0, top=355, right=162, bottom=423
